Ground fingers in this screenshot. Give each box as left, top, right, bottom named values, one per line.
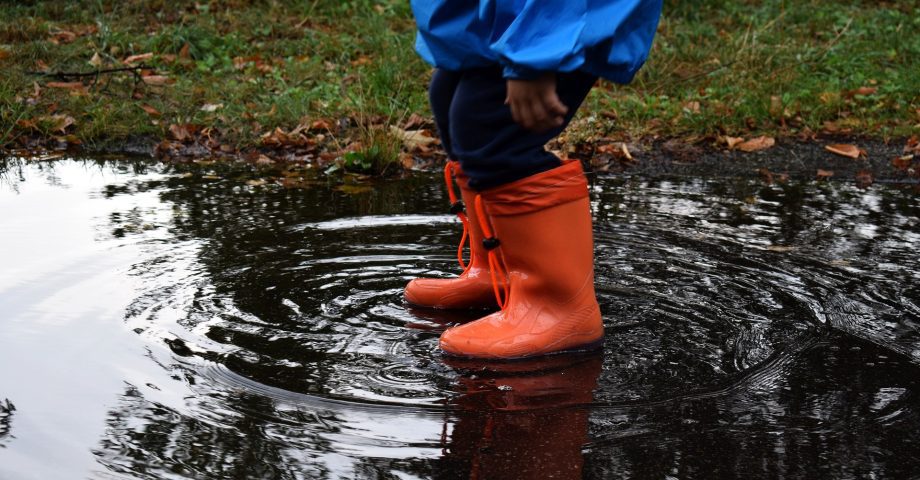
left=505, top=75, right=570, bottom=132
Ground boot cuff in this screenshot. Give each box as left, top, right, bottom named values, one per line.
left=480, top=160, right=588, bottom=216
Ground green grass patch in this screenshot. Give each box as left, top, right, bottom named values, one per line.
left=0, top=0, right=917, bottom=154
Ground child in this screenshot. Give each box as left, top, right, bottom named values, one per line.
left=405, top=1, right=664, bottom=359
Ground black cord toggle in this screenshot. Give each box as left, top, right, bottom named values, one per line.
left=449, top=200, right=465, bottom=215
left=482, top=237, right=500, bottom=250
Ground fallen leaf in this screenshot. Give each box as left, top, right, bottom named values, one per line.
left=141, top=75, right=172, bottom=86
left=39, top=114, right=75, bottom=133
left=0, top=48, right=11, bottom=61
left=855, top=169, right=874, bottom=189
left=683, top=100, right=701, bottom=114
left=350, top=55, right=371, bottom=67
left=758, top=168, right=774, bottom=184
left=722, top=136, right=744, bottom=149
left=825, top=144, right=863, bottom=159
left=246, top=179, right=268, bottom=187
left=817, top=169, right=834, bottom=180
left=905, top=136, right=920, bottom=155
left=16, top=118, right=38, bottom=130
left=737, top=136, right=775, bottom=152
left=168, top=124, right=192, bottom=142
left=200, top=103, right=223, bottom=112
left=892, top=155, right=914, bottom=171
left=50, top=30, right=77, bottom=44
left=255, top=155, right=275, bottom=166
left=139, top=104, right=161, bottom=117
left=123, top=52, right=154, bottom=64
left=179, top=43, right=192, bottom=61
left=403, top=113, right=429, bottom=130
left=844, top=86, right=878, bottom=98
left=390, top=126, right=438, bottom=150
left=310, top=119, right=332, bottom=131
left=88, top=52, right=103, bottom=68
left=399, top=152, right=415, bottom=169
left=46, top=81, right=84, bottom=90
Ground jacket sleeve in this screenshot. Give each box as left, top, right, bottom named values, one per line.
left=487, top=0, right=661, bottom=81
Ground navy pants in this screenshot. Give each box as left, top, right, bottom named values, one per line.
left=429, top=66, right=598, bottom=190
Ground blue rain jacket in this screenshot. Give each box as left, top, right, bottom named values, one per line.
left=412, top=0, right=663, bottom=84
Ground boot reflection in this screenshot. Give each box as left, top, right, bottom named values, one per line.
left=441, top=353, right=603, bottom=480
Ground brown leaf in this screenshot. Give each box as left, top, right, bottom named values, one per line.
left=168, top=124, right=192, bottom=142
left=737, top=136, right=775, bottom=152
left=40, top=114, right=75, bottom=133
left=683, top=101, right=701, bottom=114
left=390, top=126, right=438, bottom=150
left=141, top=75, right=172, bottom=86
left=50, top=30, right=77, bottom=44
left=758, top=168, right=774, bottom=185
left=722, top=136, right=744, bottom=149
left=139, top=104, right=161, bottom=117
left=816, top=169, right=835, bottom=180
left=46, top=81, right=84, bottom=90
left=123, top=52, right=154, bottom=64
left=16, top=118, right=38, bottom=130
left=350, top=55, right=371, bottom=66
left=403, top=113, right=429, bottom=130
left=905, top=136, right=920, bottom=155
left=825, top=144, right=863, bottom=159
left=310, top=119, right=332, bottom=131
left=0, top=48, right=11, bottom=61
left=892, top=155, right=914, bottom=171
left=399, top=152, right=415, bottom=169
left=844, top=86, right=878, bottom=98
left=855, top=169, right=874, bottom=189
left=179, top=43, right=192, bottom=61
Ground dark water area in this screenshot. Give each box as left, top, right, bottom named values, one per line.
left=1, top=158, right=919, bottom=479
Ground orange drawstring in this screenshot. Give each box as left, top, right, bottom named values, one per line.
left=474, top=194, right=510, bottom=309
left=444, top=163, right=471, bottom=272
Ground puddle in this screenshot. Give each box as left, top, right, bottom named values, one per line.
left=0, top=158, right=918, bottom=479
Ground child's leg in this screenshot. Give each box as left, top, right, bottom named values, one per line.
left=428, top=69, right=462, bottom=158
left=447, top=66, right=597, bottom=190
left=437, top=67, right=603, bottom=359
left=403, top=69, right=497, bottom=310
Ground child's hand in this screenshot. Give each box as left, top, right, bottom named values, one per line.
left=505, top=73, right=569, bottom=132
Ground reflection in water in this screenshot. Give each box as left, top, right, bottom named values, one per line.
left=1, top=159, right=919, bottom=479
left=440, top=354, right=602, bottom=480
left=0, top=399, right=14, bottom=447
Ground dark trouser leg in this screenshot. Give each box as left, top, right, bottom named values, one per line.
left=428, top=68, right=462, bottom=158
left=447, top=66, right=597, bottom=190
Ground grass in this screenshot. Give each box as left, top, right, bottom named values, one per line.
left=0, top=0, right=917, bottom=160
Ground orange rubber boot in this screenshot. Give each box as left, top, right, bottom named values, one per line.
left=439, top=160, right=604, bottom=359
left=404, top=161, right=497, bottom=309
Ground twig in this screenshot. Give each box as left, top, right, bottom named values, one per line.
left=25, top=65, right=155, bottom=81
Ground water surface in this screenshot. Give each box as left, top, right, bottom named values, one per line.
left=1, top=158, right=918, bottom=479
